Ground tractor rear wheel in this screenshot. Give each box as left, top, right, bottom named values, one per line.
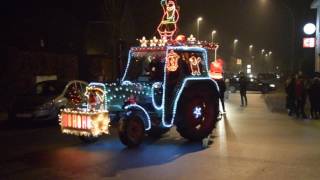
left=176, top=86, right=219, bottom=141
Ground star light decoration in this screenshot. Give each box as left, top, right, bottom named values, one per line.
left=187, top=34, right=196, bottom=44
left=193, top=107, right=202, bottom=119
left=139, top=37, right=148, bottom=47
left=138, top=36, right=168, bottom=47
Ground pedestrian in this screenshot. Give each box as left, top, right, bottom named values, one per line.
left=216, top=79, right=226, bottom=113
left=295, top=75, right=307, bottom=119
left=239, top=72, right=248, bottom=106
left=285, top=74, right=296, bottom=116
left=309, top=73, right=320, bottom=119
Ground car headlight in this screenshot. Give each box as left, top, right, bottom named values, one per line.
left=269, top=84, right=276, bottom=88
left=39, top=101, right=54, bottom=110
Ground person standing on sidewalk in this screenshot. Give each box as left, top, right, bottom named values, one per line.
left=239, top=72, right=248, bottom=107
left=295, top=75, right=307, bottom=119
left=285, top=74, right=296, bottom=116
left=309, top=73, right=320, bottom=119
left=216, top=79, right=226, bottom=113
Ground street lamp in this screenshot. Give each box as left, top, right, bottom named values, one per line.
left=211, top=30, right=217, bottom=43
left=197, top=17, right=203, bottom=40
left=249, top=45, right=254, bottom=55
left=269, top=51, right=272, bottom=55
left=233, top=38, right=239, bottom=57
left=259, top=0, right=295, bottom=72
left=261, top=49, right=265, bottom=54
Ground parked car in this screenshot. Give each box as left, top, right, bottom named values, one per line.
left=8, top=80, right=88, bottom=123
left=228, top=77, right=276, bottom=94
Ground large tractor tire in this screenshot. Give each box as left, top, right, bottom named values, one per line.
left=119, top=115, right=145, bottom=148
left=176, top=85, right=219, bottom=141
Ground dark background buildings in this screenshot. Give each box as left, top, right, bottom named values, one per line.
left=0, top=0, right=316, bottom=111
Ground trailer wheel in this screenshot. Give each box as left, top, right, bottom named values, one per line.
left=79, top=136, right=99, bottom=143
left=176, top=86, right=219, bottom=141
left=119, top=115, right=145, bottom=147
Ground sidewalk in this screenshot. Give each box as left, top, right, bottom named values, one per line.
left=0, top=112, right=8, bottom=122
left=264, top=92, right=287, bottom=113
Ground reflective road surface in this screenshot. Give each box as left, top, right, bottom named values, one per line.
left=1, top=93, right=320, bottom=180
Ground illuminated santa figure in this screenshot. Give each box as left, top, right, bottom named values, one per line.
left=189, top=56, right=202, bottom=76
left=85, top=87, right=105, bottom=111
left=210, top=59, right=224, bottom=80
left=157, top=0, right=180, bottom=40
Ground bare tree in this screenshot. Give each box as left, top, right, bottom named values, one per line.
left=103, top=0, right=127, bottom=79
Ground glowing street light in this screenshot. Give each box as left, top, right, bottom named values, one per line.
left=233, top=39, right=239, bottom=57
left=261, top=49, right=265, bottom=54
left=303, top=23, right=316, bottom=35
left=211, top=30, right=217, bottom=43
left=197, top=17, right=203, bottom=39
left=269, top=51, right=273, bottom=55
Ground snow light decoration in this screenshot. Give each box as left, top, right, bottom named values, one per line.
left=157, top=0, right=180, bottom=40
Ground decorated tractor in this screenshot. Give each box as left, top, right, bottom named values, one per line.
left=59, top=0, right=220, bottom=147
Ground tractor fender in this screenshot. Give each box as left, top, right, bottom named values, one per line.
left=123, top=104, right=152, bottom=131
left=163, top=78, right=220, bottom=127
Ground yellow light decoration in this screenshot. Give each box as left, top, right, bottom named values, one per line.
left=158, top=38, right=168, bottom=46
left=84, top=86, right=106, bottom=111
left=59, top=109, right=110, bottom=137
left=189, top=56, right=202, bottom=76
left=166, top=50, right=180, bottom=72
left=150, top=36, right=159, bottom=47
left=187, top=34, right=196, bottom=44
left=139, top=36, right=148, bottom=47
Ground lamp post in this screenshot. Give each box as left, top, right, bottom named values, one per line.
left=249, top=44, right=254, bottom=56
left=197, top=17, right=203, bottom=40
left=233, top=39, right=239, bottom=56
left=259, top=0, right=295, bottom=72
left=211, top=30, right=217, bottom=43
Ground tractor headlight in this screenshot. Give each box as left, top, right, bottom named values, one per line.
left=39, top=101, right=54, bottom=110
left=269, top=84, right=276, bottom=88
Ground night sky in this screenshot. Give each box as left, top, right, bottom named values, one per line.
left=2, top=0, right=316, bottom=72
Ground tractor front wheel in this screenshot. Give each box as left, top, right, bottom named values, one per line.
left=119, top=115, right=145, bottom=148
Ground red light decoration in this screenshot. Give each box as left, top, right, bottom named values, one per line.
left=175, top=35, right=187, bottom=44
left=303, top=37, right=315, bottom=48
left=210, top=59, right=224, bottom=80
left=157, top=0, right=180, bottom=40
left=166, top=50, right=180, bottom=72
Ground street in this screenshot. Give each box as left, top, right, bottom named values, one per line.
left=1, top=93, right=320, bottom=180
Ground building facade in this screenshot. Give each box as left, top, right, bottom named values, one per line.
left=312, top=0, right=320, bottom=72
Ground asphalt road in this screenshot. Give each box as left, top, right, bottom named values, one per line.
left=1, top=93, right=320, bottom=180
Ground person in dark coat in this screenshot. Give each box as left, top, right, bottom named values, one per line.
left=239, top=72, right=248, bottom=106
left=285, top=75, right=296, bottom=116
left=295, top=75, right=307, bottom=119
left=216, top=79, right=226, bottom=113
left=309, top=73, right=320, bottom=119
